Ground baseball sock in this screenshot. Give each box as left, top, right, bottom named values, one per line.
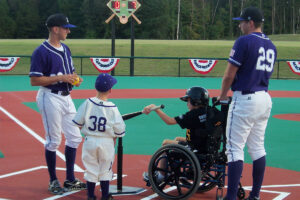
left=226, top=160, right=243, bottom=200
left=87, top=181, right=96, bottom=198
left=45, top=149, right=57, bottom=182
left=250, top=156, right=266, bottom=198
left=65, top=146, right=76, bottom=182
left=100, top=180, right=109, bottom=198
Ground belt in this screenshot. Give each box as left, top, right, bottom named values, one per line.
left=51, top=90, right=70, bottom=96
left=241, top=91, right=255, bottom=95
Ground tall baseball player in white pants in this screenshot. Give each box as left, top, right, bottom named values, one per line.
left=30, top=13, right=86, bottom=194
left=218, top=7, right=277, bottom=200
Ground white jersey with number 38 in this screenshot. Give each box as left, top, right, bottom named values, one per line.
left=73, top=97, right=125, bottom=138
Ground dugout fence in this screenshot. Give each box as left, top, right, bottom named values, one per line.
left=1, top=55, right=299, bottom=79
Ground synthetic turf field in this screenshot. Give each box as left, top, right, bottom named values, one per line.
left=0, top=76, right=300, bottom=200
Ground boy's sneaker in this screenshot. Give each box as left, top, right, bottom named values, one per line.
left=101, top=194, right=114, bottom=200
left=143, top=172, right=155, bottom=187
left=63, top=178, right=87, bottom=191
left=48, top=179, right=64, bottom=195
left=143, top=171, right=164, bottom=186
left=87, top=196, right=96, bottom=200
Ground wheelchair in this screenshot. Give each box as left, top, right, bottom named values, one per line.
left=144, top=98, right=245, bottom=200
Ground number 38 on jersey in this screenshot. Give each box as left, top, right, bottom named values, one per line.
left=256, top=47, right=275, bottom=72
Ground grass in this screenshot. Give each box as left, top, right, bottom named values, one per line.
left=0, top=37, right=300, bottom=78
left=268, top=33, right=300, bottom=41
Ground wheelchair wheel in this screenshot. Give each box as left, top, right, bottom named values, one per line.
left=179, top=169, right=222, bottom=193
left=148, top=144, right=201, bottom=200
left=180, top=156, right=226, bottom=193
left=197, top=170, right=223, bottom=192
left=237, top=182, right=246, bottom=199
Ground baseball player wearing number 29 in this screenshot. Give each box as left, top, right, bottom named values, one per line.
left=72, top=73, right=125, bottom=200
left=218, top=7, right=277, bottom=200
left=29, top=14, right=85, bottom=195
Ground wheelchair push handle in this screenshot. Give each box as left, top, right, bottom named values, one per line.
left=212, top=97, right=232, bottom=107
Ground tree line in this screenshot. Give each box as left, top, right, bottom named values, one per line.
left=0, top=0, right=300, bottom=39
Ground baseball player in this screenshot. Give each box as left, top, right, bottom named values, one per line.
left=143, top=86, right=223, bottom=182
left=218, top=7, right=276, bottom=200
left=29, top=13, right=86, bottom=194
left=72, top=73, right=125, bottom=200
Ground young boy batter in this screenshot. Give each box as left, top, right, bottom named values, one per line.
left=143, top=86, right=223, bottom=181
left=72, top=73, right=126, bottom=200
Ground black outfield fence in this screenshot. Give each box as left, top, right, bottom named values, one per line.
left=1, top=55, right=299, bottom=79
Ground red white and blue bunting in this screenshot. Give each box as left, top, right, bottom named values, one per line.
left=188, top=59, right=218, bottom=74
left=287, top=61, right=300, bottom=76
left=0, top=57, right=20, bottom=72
left=90, top=58, right=120, bottom=73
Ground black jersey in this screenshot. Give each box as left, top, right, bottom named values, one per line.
left=175, top=106, right=223, bottom=153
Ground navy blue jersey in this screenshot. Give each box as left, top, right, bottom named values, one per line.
left=228, top=32, right=277, bottom=92
left=29, top=41, right=75, bottom=91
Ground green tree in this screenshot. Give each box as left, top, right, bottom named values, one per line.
left=2, top=0, right=300, bottom=39
left=0, top=0, right=16, bottom=38
left=8, top=0, right=40, bottom=38
left=135, top=0, right=175, bottom=39
left=81, top=0, right=108, bottom=38
left=58, top=0, right=85, bottom=38
left=37, top=0, right=60, bottom=38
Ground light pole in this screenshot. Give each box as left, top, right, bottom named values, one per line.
left=177, top=0, right=181, bottom=40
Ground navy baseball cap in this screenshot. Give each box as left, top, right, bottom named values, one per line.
left=46, top=13, right=76, bottom=28
left=233, top=7, right=264, bottom=22
left=95, top=73, right=117, bottom=92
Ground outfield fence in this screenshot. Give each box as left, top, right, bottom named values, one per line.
left=1, top=55, right=300, bottom=79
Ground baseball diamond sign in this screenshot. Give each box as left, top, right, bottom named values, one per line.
left=106, top=0, right=141, bottom=24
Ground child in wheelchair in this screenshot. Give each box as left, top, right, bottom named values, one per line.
left=143, top=86, right=225, bottom=183
left=142, top=87, right=245, bottom=200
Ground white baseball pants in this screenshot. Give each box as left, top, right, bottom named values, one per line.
left=36, top=87, right=82, bottom=151
left=226, top=91, right=272, bottom=162
left=82, top=136, right=115, bottom=182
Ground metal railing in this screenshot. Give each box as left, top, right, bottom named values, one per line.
left=1, top=55, right=299, bottom=79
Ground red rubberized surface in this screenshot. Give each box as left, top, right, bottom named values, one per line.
left=1, top=89, right=300, bottom=199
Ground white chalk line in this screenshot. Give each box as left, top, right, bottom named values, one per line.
left=140, top=184, right=300, bottom=200
left=0, top=164, right=128, bottom=200
left=1, top=106, right=141, bottom=199
left=141, top=186, right=177, bottom=200
left=1, top=106, right=300, bottom=200
left=0, top=166, right=83, bottom=179
left=0, top=106, right=83, bottom=172
left=43, top=174, right=127, bottom=200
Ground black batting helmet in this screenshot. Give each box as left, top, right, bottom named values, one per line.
left=180, top=86, right=209, bottom=106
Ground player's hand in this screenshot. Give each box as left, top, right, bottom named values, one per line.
left=162, top=139, right=179, bottom=146
left=217, top=96, right=231, bottom=105
left=143, top=104, right=156, bottom=115
left=217, top=95, right=228, bottom=101
left=60, top=74, right=76, bottom=84
left=73, top=74, right=83, bottom=87
left=60, top=74, right=82, bottom=86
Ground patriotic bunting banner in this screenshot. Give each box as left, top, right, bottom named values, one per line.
left=188, top=59, right=218, bottom=74
left=287, top=61, right=300, bottom=76
left=90, top=58, right=120, bottom=73
left=0, top=57, right=20, bottom=72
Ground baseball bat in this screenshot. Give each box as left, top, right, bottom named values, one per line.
left=132, top=14, right=142, bottom=24
left=105, top=13, right=116, bottom=24
left=122, top=104, right=165, bottom=120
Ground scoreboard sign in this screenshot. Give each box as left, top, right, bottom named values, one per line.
left=106, top=0, right=141, bottom=24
